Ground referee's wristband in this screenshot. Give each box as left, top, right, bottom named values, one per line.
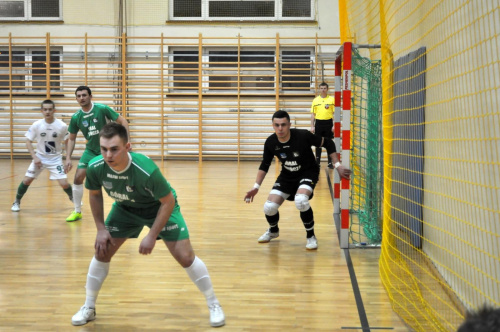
left=334, top=162, right=342, bottom=169
left=253, top=183, right=261, bottom=189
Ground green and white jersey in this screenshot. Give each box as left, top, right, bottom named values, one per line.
left=25, top=117, right=68, bottom=162
left=85, top=152, right=177, bottom=209
left=68, top=103, right=120, bottom=155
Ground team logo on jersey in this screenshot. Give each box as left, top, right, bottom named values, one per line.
left=52, top=132, right=58, bottom=137
left=293, top=152, right=299, bottom=157
left=280, top=153, right=287, bottom=159
left=325, top=104, right=330, bottom=109
left=102, top=181, right=113, bottom=189
left=125, top=185, right=135, bottom=192
left=82, top=120, right=89, bottom=127
left=275, top=145, right=280, bottom=150
left=41, top=132, right=46, bottom=137
left=93, top=118, right=98, bottom=123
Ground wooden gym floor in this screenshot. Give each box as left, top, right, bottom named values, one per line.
left=0, top=159, right=409, bottom=331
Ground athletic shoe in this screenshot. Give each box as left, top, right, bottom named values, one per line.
left=11, top=202, right=20, bottom=212
left=208, top=303, right=225, bottom=327
left=66, top=211, right=82, bottom=222
left=258, top=229, right=279, bottom=243
left=71, top=306, right=96, bottom=326
left=306, top=236, right=318, bottom=250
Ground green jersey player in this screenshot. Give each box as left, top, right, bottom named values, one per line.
left=64, top=86, right=129, bottom=222
left=71, top=122, right=225, bottom=328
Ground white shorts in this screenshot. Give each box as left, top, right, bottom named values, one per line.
left=25, top=156, right=67, bottom=180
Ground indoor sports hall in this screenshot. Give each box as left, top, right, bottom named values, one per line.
left=1, top=1, right=498, bottom=331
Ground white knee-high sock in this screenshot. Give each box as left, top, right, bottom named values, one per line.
left=84, top=257, right=110, bottom=308
left=73, top=184, right=84, bottom=213
left=184, top=256, right=218, bottom=306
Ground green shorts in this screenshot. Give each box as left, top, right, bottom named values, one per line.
left=78, top=149, right=100, bottom=169
left=105, top=202, right=190, bottom=241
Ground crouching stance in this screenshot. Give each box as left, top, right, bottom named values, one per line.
left=244, top=110, right=351, bottom=250
left=72, top=122, right=225, bottom=327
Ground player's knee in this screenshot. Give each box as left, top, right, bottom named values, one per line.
left=294, top=194, right=310, bottom=212
left=263, top=200, right=280, bottom=216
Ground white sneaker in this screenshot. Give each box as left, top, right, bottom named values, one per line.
left=208, top=303, right=225, bottom=327
left=11, top=202, right=20, bottom=212
left=258, top=229, right=279, bottom=243
left=71, top=306, right=96, bottom=326
left=306, top=236, right=318, bottom=250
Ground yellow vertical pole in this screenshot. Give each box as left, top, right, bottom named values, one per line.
left=121, top=33, right=127, bottom=119
left=275, top=33, right=280, bottom=111
left=45, top=33, right=51, bottom=99
left=160, top=33, right=165, bottom=168
left=315, top=33, right=319, bottom=90
left=237, top=33, right=241, bottom=162
left=8, top=33, right=13, bottom=161
left=198, top=33, right=203, bottom=163
left=84, top=33, right=88, bottom=86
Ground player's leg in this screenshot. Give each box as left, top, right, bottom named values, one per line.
left=72, top=203, right=134, bottom=326
left=71, top=238, right=127, bottom=326
left=314, top=123, right=322, bottom=164
left=67, top=149, right=96, bottom=221
left=294, top=176, right=319, bottom=250
left=47, top=159, right=74, bottom=202
left=160, top=209, right=225, bottom=327
left=11, top=161, right=40, bottom=212
left=259, top=186, right=288, bottom=243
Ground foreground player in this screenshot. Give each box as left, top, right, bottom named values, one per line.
left=71, top=122, right=225, bottom=327
left=64, top=86, right=130, bottom=222
left=244, top=110, right=351, bottom=250
left=11, top=99, right=73, bottom=212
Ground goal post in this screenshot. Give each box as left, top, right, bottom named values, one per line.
left=334, top=42, right=382, bottom=249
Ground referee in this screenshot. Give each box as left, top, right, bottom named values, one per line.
left=310, top=82, right=335, bottom=168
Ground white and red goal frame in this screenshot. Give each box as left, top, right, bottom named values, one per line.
left=333, top=42, right=380, bottom=249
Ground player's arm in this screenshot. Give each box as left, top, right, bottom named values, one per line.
left=25, top=138, right=41, bottom=168
left=115, top=115, right=130, bottom=141
left=139, top=191, right=175, bottom=255
left=64, top=132, right=77, bottom=173
left=89, top=188, right=115, bottom=257
left=244, top=169, right=267, bottom=203
left=321, top=137, right=351, bottom=180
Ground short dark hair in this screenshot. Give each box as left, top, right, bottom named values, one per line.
left=272, top=110, right=290, bottom=122
left=319, top=82, right=329, bottom=89
left=75, top=86, right=92, bottom=96
left=457, top=305, right=500, bottom=332
left=41, top=99, right=55, bottom=108
left=99, top=122, right=128, bottom=144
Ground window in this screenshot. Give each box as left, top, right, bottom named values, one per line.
left=170, top=0, right=314, bottom=21
left=0, top=48, right=61, bottom=91
left=208, top=50, right=274, bottom=90
left=281, top=50, right=313, bottom=90
left=0, top=0, right=61, bottom=21
left=171, top=48, right=314, bottom=93
left=172, top=50, right=199, bottom=89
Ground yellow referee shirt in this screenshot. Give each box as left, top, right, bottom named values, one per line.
left=310, top=95, right=335, bottom=120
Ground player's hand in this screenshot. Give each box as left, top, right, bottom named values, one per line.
left=139, top=234, right=156, bottom=255
left=337, top=165, right=352, bottom=180
left=34, top=157, right=42, bottom=169
left=244, top=188, right=259, bottom=203
left=95, top=229, right=115, bottom=258
left=64, top=159, right=73, bottom=174
left=310, top=127, right=315, bottom=134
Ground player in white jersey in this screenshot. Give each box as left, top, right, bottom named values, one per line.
left=11, top=100, right=74, bottom=212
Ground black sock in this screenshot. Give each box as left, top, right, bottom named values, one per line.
left=265, top=211, right=280, bottom=233
left=300, top=208, right=315, bottom=238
